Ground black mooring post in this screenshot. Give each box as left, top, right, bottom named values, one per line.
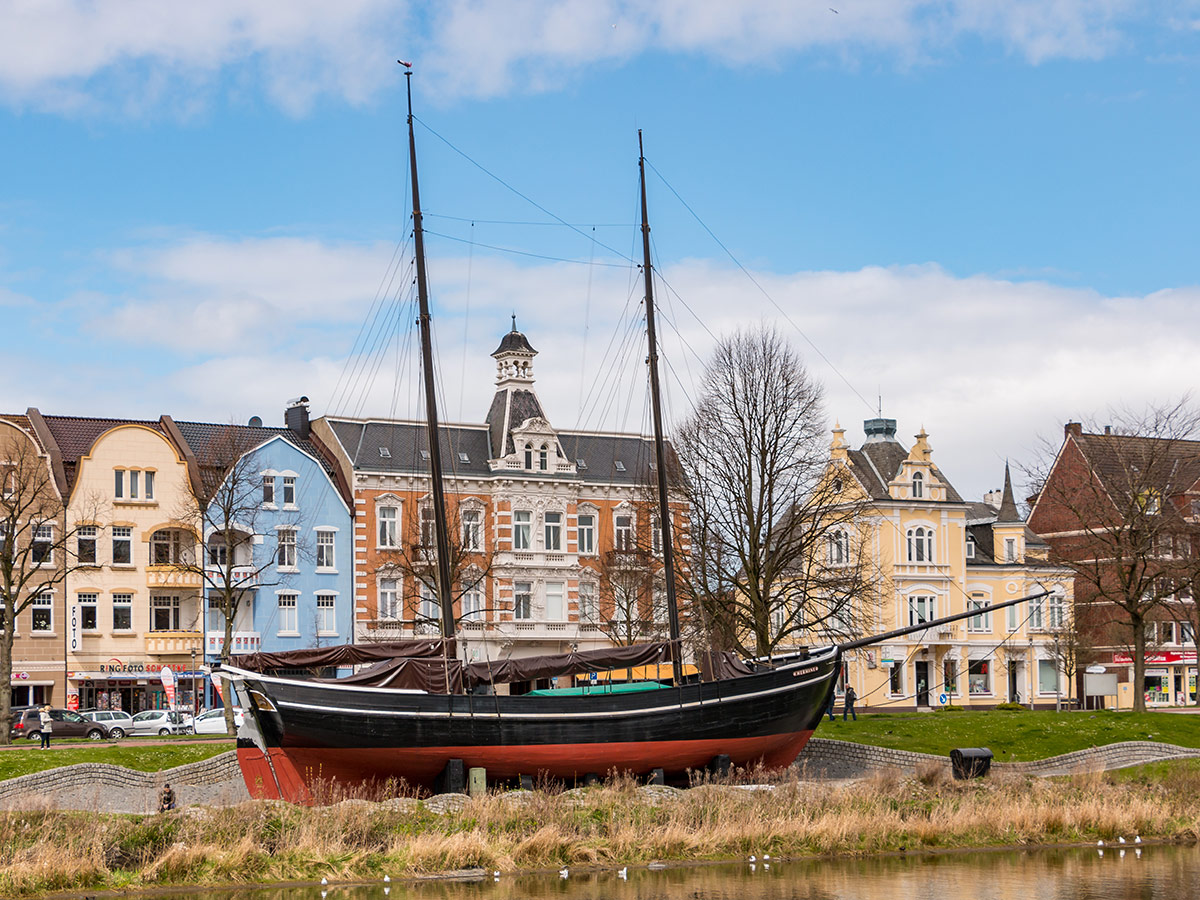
left=436, top=758, right=465, bottom=795
left=709, top=754, right=732, bottom=777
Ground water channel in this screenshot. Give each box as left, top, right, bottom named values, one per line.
left=128, top=844, right=1200, bottom=900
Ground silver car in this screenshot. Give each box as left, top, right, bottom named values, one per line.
left=79, top=709, right=135, bottom=739
left=128, top=709, right=194, bottom=736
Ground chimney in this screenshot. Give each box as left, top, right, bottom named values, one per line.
left=285, top=396, right=310, bottom=439
left=1065, top=422, right=1082, bottom=438
left=1104, top=425, right=1112, bottom=435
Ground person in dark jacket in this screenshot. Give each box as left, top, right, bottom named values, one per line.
left=158, top=783, right=176, bottom=812
left=826, top=690, right=836, bottom=721
left=843, top=685, right=858, bottom=721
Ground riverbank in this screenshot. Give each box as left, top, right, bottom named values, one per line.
left=3, top=762, right=1199, bottom=898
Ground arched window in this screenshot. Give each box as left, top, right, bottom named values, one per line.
left=912, top=471, right=924, bottom=498
left=827, top=530, right=849, bottom=565
left=524, top=443, right=533, bottom=469
left=906, top=526, right=934, bottom=563
left=539, top=444, right=548, bottom=470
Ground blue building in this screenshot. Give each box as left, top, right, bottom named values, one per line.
left=175, top=400, right=354, bottom=681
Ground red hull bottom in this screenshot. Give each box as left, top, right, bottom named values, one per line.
left=238, top=730, right=815, bottom=803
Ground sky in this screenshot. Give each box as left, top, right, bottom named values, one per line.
left=3, top=1, right=1200, bottom=501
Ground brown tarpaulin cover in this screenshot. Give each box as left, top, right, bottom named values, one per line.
left=465, top=641, right=674, bottom=687
left=316, top=656, right=466, bottom=693
left=229, top=638, right=454, bottom=671
left=695, top=650, right=757, bottom=682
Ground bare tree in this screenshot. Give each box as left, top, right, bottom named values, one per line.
left=171, top=426, right=290, bottom=733
left=0, top=422, right=97, bottom=744
left=671, top=325, right=879, bottom=658
left=1046, top=601, right=1097, bottom=709
left=1026, top=401, right=1200, bottom=712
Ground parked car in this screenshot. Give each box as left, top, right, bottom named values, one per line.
left=127, top=709, right=193, bottom=736
left=10, top=707, right=112, bottom=741
left=192, top=707, right=244, bottom=735
left=79, top=709, right=135, bottom=739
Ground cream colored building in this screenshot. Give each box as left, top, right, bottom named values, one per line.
left=41, top=416, right=204, bottom=713
left=816, top=417, right=1074, bottom=710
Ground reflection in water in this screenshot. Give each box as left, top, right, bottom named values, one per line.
left=143, top=844, right=1200, bottom=900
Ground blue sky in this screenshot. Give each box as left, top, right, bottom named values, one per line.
left=3, top=1, right=1200, bottom=499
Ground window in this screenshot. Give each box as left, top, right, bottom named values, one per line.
left=31, top=592, right=52, bottom=632
left=513, top=510, right=531, bottom=550
left=144, top=470, right=155, bottom=500
left=113, top=593, right=133, bottom=630
left=129, top=470, right=139, bottom=499
left=277, top=529, right=297, bottom=568
left=1038, top=659, right=1059, bottom=695
left=1160, top=621, right=1176, bottom=644
left=262, top=475, right=275, bottom=505
left=379, top=447, right=391, bottom=459
left=965, top=534, right=975, bottom=560
left=968, top=660, right=991, bottom=694
left=378, top=506, right=399, bottom=547
left=461, top=509, right=482, bottom=551
left=458, top=451, right=470, bottom=463
left=114, top=469, right=124, bottom=499
left=112, top=526, right=132, bottom=565
left=379, top=578, right=400, bottom=619
left=151, top=530, right=189, bottom=565
left=513, top=581, right=532, bottom=619
left=282, top=476, right=296, bottom=506
left=943, top=659, right=958, bottom=695
left=650, top=514, right=662, bottom=556
left=76, top=526, right=97, bottom=565
left=579, top=581, right=597, bottom=621
left=524, top=444, right=533, bottom=469
left=1007, top=600, right=1019, bottom=632
left=967, top=593, right=990, bottom=632
left=78, top=593, right=98, bottom=631
left=612, top=584, right=632, bottom=622
left=912, top=471, right=924, bottom=498
left=461, top=582, right=484, bottom=622
left=539, top=444, right=548, bottom=470
left=1004, top=538, right=1016, bottom=563
left=1047, top=589, right=1065, bottom=629
left=652, top=587, right=668, bottom=624
left=316, top=594, right=336, bottom=634
left=889, top=662, right=903, bottom=696
left=544, top=511, right=562, bottom=551
left=151, top=595, right=180, bottom=631
left=32, top=524, right=53, bottom=565
left=614, top=514, right=634, bottom=551
left=827, top=530, right=848, bottom=565
left=908, top=595, right=934, bottom=627
left=1029, top=594, right=1044, bottom=630
left=208, top=537, right=228, bottom=567
left=277, top=593, right=298, bottom=634
left=906, top=526, right=933, bottom=563
left=577, top=514, right=595, bottom=554
left=420, top=506, right=436, bottom=547
left=316, top=531, right=335, bottom=569
left=545, top=581, right=565, bottom=620
left=418, top=583, right=439, bottom=629
left=1183, top=621, right=1196, bottom=645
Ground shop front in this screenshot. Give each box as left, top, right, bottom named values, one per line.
left=1113, top=651, right=1198, bottom=706
left=9, top=669, right=59, bottom=708
left=68, top=660, right=208, bottom=713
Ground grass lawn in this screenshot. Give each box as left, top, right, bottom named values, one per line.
left=816, top=708, right=1200, bottom=761
left=0, top=741, right=231, bottom=782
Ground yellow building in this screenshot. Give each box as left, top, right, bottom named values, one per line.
left=822, top=417, right=1074, bottom=710
left=39, top=415, right=204, bottom=714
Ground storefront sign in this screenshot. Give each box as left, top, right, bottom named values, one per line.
left=97, top=659, right=190, bottom=675
left=1112, top=651, right=1197, bottom=665
left=69, top=602, right=79, bottom=653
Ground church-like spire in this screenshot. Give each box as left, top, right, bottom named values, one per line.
left=997, top=462, right=1020, bottom=523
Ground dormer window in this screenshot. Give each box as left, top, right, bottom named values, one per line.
left=965, top=534, right=976, bottom=560
left=576, top=458, right=588, bottom=470
left=524, top=443, right=533, bottom=469
left=614, top=461, right=626, bottom=472
left=539, top=444, right=548, bottom=471
left=912, top=471, right=924, bottom=499
left=379, top=447, right=391, bottom=459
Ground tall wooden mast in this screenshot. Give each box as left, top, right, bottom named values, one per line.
left=638, top=131, right=684, bottom=685
left=405, top=67, right=457, bottom=644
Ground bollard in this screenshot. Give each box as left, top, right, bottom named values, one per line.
left=436, top=758, right=466, bottom=794
left=709, top=754, right=732, bottom=778
left=468, top=767, right=487, bottom=797
left=647, top=768, right=665, bottom=785
left=519, top=774, right=534, bottom=791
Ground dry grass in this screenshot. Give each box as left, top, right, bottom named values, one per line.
left=1, top=768, right=1199, bottom=897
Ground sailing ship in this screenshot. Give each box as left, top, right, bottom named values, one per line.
left=221, top=72, right=1044, bottom=803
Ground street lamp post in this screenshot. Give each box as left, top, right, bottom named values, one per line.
left=190, top=647, right=197, bottom=714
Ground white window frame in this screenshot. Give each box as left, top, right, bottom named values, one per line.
left=276, top=527, right=298, bottom=570
left=513, top=510, right=532, bottom=550
left=378, top=577, right=400, bottom=620
left=827, top=530, right=849, bottom=566
left=417, top=582, right=439, bottom=631
left=967, top=593, right=990, bottom=632
left=315, top=592, right=337, bottom=636
left=908, top=594, right=935, bottom=627
left=888, top=661, right=904, bottom=696
left=150, top=594, right=181, bottom=632
left=315, top=529, right=336, bottom=571
left=32, top=523, right=53, bottom=566
left=76, top=525, right=97, bottom=566
left=31, top=591, right=53, bottom=633
left=579, top=581, right=598, bottom=621
left=513, top=581, right=532, bottom=620
left=1047, top=588, right=1066, bottom=630
left=144, top=470, right=155, bottom=500
left=461, top=580, right=484, bottom=622
left=262, top=473, right=276, bottom=507
left=544, top=581, right=565, bottom=621
left=111, top=526, right=133, bottom=566
left=576, top=512, right=596, bottom=555
left=912, top=471, right=924, bottom=498
left=114, top=469, right=124, bottom=499
left=968, top=659, right=992, bottom=695
left=129, top=469, right=140, bottom=500
left=419, top=505, right=436, bottom=547
left=461, top=508, right=482, bottom=551
left=282, top=475, right=297, bottom=508
left=965, top=534, right=975, bottom=560
left=276, top=592, right=299, bottom=635
left=614, top=512, right=634, bottom=551
left=77, top=592, right=98, bottom=631
left=905, top=526, right=934, bottom=564
left=544, top=511, right=562, bottom=551
left=112, top=592, right=134, bottom=631
left=377, top=504, right=400, bottom=548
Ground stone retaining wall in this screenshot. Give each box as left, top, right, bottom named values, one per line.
left=0, top=751, right=249, bottom=813
left=794, top=738, right=1200, bottom=780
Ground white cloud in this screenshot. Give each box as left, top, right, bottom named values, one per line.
left=0, top=0, right=1168, bottom=113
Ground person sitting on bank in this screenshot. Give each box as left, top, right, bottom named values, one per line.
left=38, top=706, right=52, bottom=749
left=158, top=783, right=176, bottom=812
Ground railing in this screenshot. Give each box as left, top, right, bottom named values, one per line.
left=145, top=568, right=203, bottom=588
left=146, top=630, right=203, bottom=655
left=202, top=565, right=260, bottom=587
left=205, top=630, right=262, bottom=656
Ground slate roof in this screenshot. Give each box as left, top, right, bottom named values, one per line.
left=485, top=388, right=548, bottom=458
left=846, top=440, right=964, bottom=503
left=172, top=421, right=336, bottom=478
left=965, top=499, right=1048, bottom=568
left=324, top=417, right=666, bottom=486
left=491, top=326, right=536, bottom=356
left=41, top=415, right=166, bottom=491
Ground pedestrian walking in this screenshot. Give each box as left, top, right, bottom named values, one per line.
left=843, top=685, right=858, bottom=721
left=37, top=705, right=52, bottom=749
left=826, top=690, right=836, bottom=722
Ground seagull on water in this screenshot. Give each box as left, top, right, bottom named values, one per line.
left=560, top=868, right=569, bottom=879
left=618, top=867, right=628, bottom=880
